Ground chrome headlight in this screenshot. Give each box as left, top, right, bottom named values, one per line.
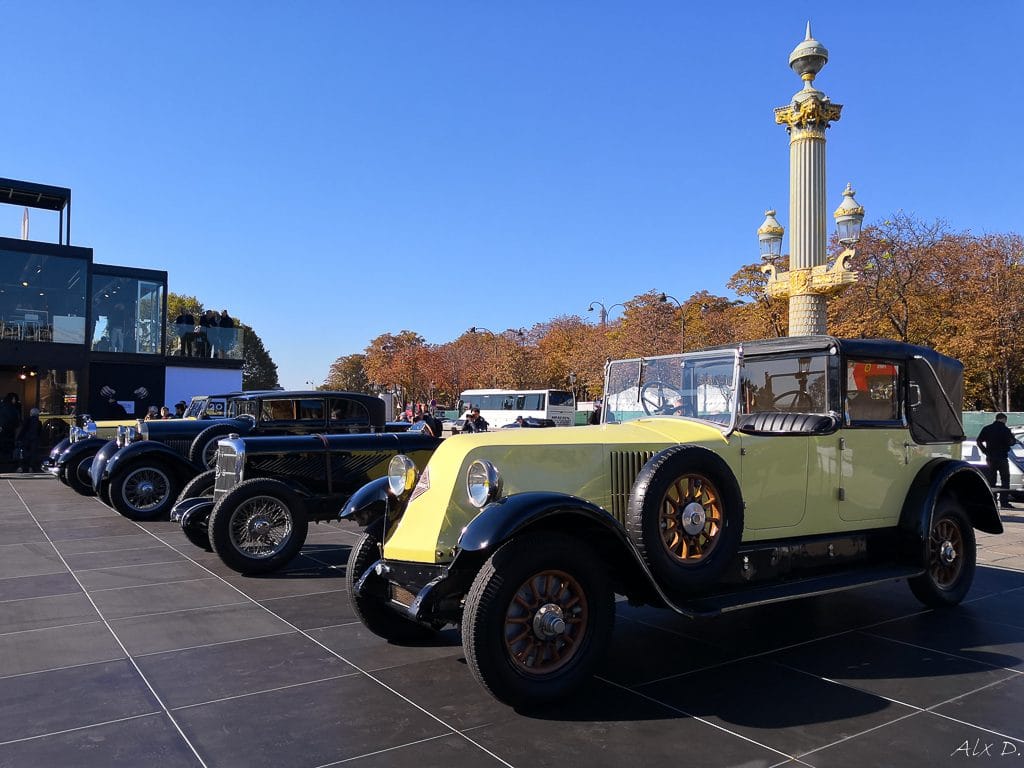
left=70, top=426, right=86, bottom=443
left=125, top=426, right=138, bottom=443
left=83, top=419, right=97, bottom=437
left=467, top=460, right=503, bottom=508
left=139, top=422, right=149, bottom=440
left=116, top=425, right=128, bottom=447
left=387, top=454, right=419, bottom=498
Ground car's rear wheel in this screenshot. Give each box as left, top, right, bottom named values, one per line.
left=66, top=452, right=98, bottom=496
left=626, top=446, right=743, bottom=594
left=347, top=531, right=440, bottom=643
left=181, top=506, right=214, bottom=551
left=909, top=498, right=976, bottom=608
left=461, top=532, right=614, bottom=707
left=208, top=479, right=307, bottom=574
left=109, top=462, right=181, bottom=521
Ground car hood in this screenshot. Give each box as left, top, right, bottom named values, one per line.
left=384, top=418, right=730, bottom=564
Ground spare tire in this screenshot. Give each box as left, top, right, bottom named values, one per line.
left=189, top=426, right=234, bottom=468
left=626, top=446, right=743, bottom=594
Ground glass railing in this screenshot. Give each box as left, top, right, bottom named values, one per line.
left=167, top=325, right=244, bottom=360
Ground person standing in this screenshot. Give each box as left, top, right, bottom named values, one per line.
left=217, top=309, right=235, bottom=358
left=173, top=401, right=187, bottom=418
left=174, top=309, right=195, bottom=356
left=15, top=407, right=41, bottom=473
left=462, top=407, right=489, bottom=433
left=1, top=393, right=22, bottom=467
left=977, top=413, right=1020, bottom=509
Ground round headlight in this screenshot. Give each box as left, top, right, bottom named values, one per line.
left=467, top=460, right=502, bottom=509
left=126, top=426, right=137, bottom=443
left=116, top=425, right=127, bottom=447
left=83, top=420, right=97, bottom=436
left=387, top=454, right=418, bottom=498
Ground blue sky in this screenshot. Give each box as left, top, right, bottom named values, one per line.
left=4, top=2, right=1022, bottom=389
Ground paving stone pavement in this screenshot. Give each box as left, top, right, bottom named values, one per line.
left=1, top=475, right=1023, bottom=768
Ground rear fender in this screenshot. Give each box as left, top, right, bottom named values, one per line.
left=898, top=458, right=1001, bottom=564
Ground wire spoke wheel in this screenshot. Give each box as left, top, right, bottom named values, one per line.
left=659, top=472, right=723, bottom=563
left=228, top=495, right=293, bottom=559
left=503, top=569, right=588, bottom=676
left=928, top=516, right=964, bottom=589
left=122, top=466, right=171, bottom=514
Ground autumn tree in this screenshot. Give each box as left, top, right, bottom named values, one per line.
left=240, top=325, right=279, bottom=390
left=325, top=354, right=370, bottom=393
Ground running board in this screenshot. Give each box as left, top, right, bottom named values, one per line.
left=668, top=564, right=924, bottom=618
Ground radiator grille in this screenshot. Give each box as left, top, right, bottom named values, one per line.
left=214, top=447, right=240, bottom=501
left=608, top=450, right=655, bottom=524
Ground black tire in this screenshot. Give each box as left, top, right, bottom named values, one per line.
left=176, top=469, right=217, bottom=507
left=626, top=446, right=743, bottom=594
left=462, top=532, right=614, bottom=707
left=65, top=451, right=99, bottom=497
left=57, top=465, right=69, bottom=485
left=346, top=531, right=440, bottom=643
left=109, top=461, right=181, bottom=521
left=909, top=498, right=976, bottom=608
left=208, top=479, right=308, bottom=574
left=189, top=426, right=233, bottom=469
left=182, top=508, right=213, bottom=551
left=98, top=481, right=111, bottom=507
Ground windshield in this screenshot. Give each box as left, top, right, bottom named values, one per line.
left=603, top=350, right=739, bottom=429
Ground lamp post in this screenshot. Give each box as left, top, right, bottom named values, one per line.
left=759, top=24, right=862, bottom=336
left=469, top=326, right=498, bottom=386
left=568, top=371, right=577, bottom=402
left=658, top=293, right=685, bottom=350
left=587, top=300, right=625, bottom=327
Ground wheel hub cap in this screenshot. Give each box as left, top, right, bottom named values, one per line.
left=249, top=517, right=272, bottom=536
left=532, top=604, right=567, bottom=639
left=940, top=540, right=957, bottom=565
left=681, top=502, right=707, bottom=536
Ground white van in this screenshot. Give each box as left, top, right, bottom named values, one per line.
left=458, top=389, right=576, bottom=429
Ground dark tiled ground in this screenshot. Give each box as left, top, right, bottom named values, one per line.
left=2, top=475, right=1024, bottom=768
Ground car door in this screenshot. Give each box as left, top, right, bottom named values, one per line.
left=835, top=359, right=916, bottom=525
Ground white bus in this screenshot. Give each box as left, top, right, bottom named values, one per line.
left=458, top=388, right=576, bottom=428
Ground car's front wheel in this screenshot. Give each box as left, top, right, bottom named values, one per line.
left=909, top=498, right=976, bottom=608
left=461, top=532, right=614, bottom=707
left=109, top=462, right=181, bottom=521
left=66, top=452, right=98, bottom=496
left=208, top=479, right=308, bottom=574
left=347, top=531, right=440, bottom=644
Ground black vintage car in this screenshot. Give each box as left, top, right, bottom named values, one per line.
left=171, top=423, right=440, bottom=574
left=92, top=391, right=394, bottom=521
left=50, top=393, right=243, bottom=496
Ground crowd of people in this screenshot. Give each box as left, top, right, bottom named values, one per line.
left=172, top=308, right=236, bottom=358
left=143, top=401, right=189, bottom=421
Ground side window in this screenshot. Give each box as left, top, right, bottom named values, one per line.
left=846, top=360, right=902, bottom=424
left=329, top=398, right=369, bottom=427
left=297, top=399, right=324, bottom=422
left=522, top=394, right=544, bottom=410
left=741, top=355, right=828, bottom=414
left=260, top=399, right=296, bottom=421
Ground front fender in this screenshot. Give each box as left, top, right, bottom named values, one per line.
left=453, top=491, right=637, bottom=565
left=898, top=458, right=1001, bottom=564
left=339, top=477, right=390, bottom=528
left=173, top=497, right=214, bottom=525
left=104, top=440, right=199, bottom=480
left=56, top=438, right=104, bottom=468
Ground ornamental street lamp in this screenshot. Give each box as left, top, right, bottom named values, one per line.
left=587, top=300, right=625, bottom=327
left=659, top=293, right=684, bottom=350
left=759, top=23, right=861, bottom=336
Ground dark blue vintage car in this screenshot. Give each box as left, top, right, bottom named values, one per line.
left=49, top=393, right=243, bottom=496
left=92, top=390, right=398, bottom=521
left=172, top=424, right=440, bottom=574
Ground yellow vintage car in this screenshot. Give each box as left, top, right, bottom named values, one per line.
left=342, top=336, right=1000, bottom=706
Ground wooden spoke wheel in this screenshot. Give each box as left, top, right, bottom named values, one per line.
left=503, top=569, right=588, bottom=675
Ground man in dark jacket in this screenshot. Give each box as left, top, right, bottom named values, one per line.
left=462, top=408, right=489, bottom=433
left=15, top=407, right=41, bottom=473
left=977, top=413, right=1020, bottom=509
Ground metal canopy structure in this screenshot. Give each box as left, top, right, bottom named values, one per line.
left=0, top=176, right=72, bottom=245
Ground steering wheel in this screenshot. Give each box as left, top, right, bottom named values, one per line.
left=770, top=390, right=815, bottom=412
left=640, top=382, right=683, bottom=416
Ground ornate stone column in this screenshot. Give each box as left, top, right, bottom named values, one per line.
left=761, top=24, right=856, bottom=336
